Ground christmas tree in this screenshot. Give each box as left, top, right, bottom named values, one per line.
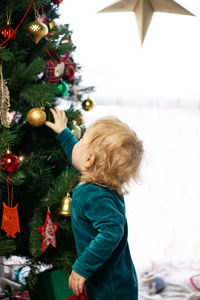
left=0, top=0, right=94, bottom=290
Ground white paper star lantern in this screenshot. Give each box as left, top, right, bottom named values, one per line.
left=98, top=0, right=194, bottom=45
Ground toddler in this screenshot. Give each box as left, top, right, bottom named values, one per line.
left=46, top=107, right=143, bottom=300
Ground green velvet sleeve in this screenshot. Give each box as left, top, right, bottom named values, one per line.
left=56, top=128, right=78, bottom=165
left=72, top=190, right=125, bottom=278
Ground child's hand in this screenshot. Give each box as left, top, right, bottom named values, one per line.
left=68, top=269, right=86, bottom=295
left=45, top=107, right=68, bottom=134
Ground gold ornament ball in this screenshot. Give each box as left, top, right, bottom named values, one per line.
left=82, top=97, right=95, bottom=111
left=27, top=108, right=46, bottom=127
left=26, top=18, right=48, bottom=44
left=71, top=122, right=81, bottom=140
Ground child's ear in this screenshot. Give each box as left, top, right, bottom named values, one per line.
left=85, top=153, right=95, bottom=168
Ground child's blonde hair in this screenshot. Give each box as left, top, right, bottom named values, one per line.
left=81, top=117, right=143, bottom=195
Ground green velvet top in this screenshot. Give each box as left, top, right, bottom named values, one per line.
left=56, top=128, right=138, bottom=300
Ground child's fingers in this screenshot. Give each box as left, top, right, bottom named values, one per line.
left=72, top=279, right=80, bottom=295
left=54, top=107, right=62, bottom=118
left=68, top=276, right=72, bottom=289
left=61, top=110, right=68, bottom=122
left=50, top=108, right=58, bottom=122
left=45, top=121, right=55, bottom=130
left=78, top=280, right=84, bottom=294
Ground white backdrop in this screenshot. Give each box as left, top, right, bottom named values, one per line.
left=58, top=0, right=200, bottom=108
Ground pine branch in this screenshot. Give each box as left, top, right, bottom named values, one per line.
left=20, top=83, right=58, bottom=106
left=0, top=237, right=16, bottom=256
left=0, top=128, right=18, bottom=153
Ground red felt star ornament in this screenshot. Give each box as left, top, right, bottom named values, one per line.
left=37, top=209, right=60, bottom=253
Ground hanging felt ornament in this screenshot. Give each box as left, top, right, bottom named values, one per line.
left=45, top=48, right=75, bottom=83
left=45, top=60, right=64, bottom=83
left=0, top=65, right=11, bottom=127
left=1, top=176, right=20, bottom=238
left=37, top=209, right=60, bottom=253
left=54, top=62, right=65, bottom=78
left=1, top=203, right=20, bottom=238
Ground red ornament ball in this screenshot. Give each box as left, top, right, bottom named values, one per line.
left=0, top=24, right=16, bottom=46
left=1, top=154, right=20, bottom=173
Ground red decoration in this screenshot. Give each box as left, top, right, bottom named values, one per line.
left=0, top=153, right=20, bottom=173
left=64, top=65, right=75, bottom=82
left=1, top=202, right=20, bottom=238
left=0, top=0, right=35, bottom=47
left=64, top=289, right=88, bottom=300
left=45, top=60, right=63, bottom=83
left=53, top=0, right=63, bottom=4
left=37, top=209, right=60, bottom=253
left=0, top=24, right=16, bottom=46
left=61, top=53, right=75, bottom=82
left=45, top=47, right=75, bottom=83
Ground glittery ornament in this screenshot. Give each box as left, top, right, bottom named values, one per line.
left=82, top=97, right=95, bottom=111
left=0, top=24, right=16, bottom=46
left=27, top=107, right=46, bottom=127
left=1, top=154, right=20, bottom=173
left=37, top=209, right=59, bottom=253
left=26, top=17, right=48, bottom=44
left=0, top=67, right=11, bottom=127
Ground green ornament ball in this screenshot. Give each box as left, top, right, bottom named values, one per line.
left=57, top=81, right=69, bottom=96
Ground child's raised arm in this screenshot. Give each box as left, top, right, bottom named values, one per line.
left=45, top=107, right=68, bottom=134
